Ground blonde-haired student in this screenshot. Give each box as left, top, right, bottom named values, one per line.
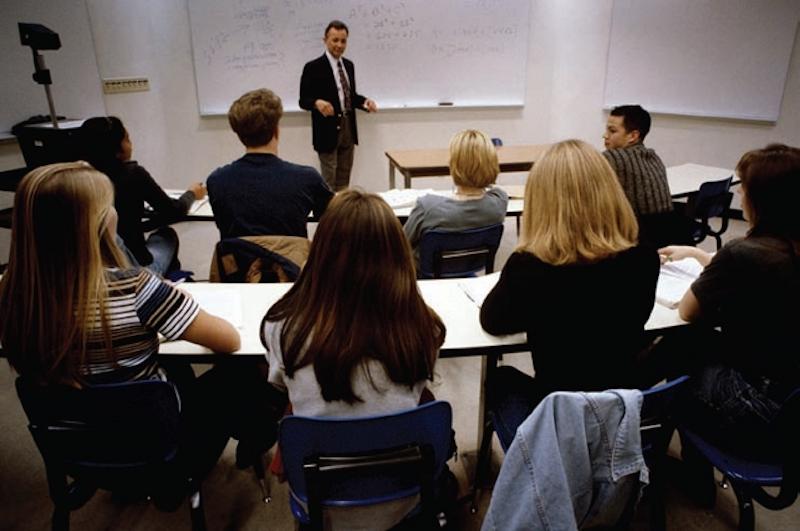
left=403, top=129, right=508, bottom=260
left=479, top=139, right=659, bottom=440
left=0, top=162, right=240, bottom=474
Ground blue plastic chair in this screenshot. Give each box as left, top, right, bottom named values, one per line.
left=678, top=387, right=800, bottom=531
left=15, top=377, right=207, bottom=531
left=684, top=176, right=734, bottom=250
left=418, top=223, right=504, bottom=279
left=471, top=374, right=690, bottom=526
left=278, top=401, right=453, bottom=530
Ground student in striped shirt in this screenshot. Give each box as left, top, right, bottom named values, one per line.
left=0, top=161, right=240, bottom=475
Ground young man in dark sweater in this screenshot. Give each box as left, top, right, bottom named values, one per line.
left=207, top=89, right=333, bottom=240
left=603, top=105, right=690, bottom=247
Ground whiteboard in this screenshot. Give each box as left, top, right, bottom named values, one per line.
left=187, top=0, right=530, bottom=115
left=0, top=0, right=105, bottom=134
left=604, top=0, right=800, bottom=122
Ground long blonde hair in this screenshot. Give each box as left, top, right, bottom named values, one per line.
left=518, top=139, right=638, bottom=265
left=0, top=162, right=128, bottom=385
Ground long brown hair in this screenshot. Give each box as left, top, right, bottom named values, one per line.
left=0, top=162, right=128, bottom=385
left=264, top=189, right=445, bottom=403
left=518, top=139, right=638, bottom=265
left=736, top=143, right=800, bottom=241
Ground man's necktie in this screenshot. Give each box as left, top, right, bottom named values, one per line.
left=337, top=61, right=352, bottom=111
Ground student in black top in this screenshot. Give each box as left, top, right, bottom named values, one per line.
left=80, top=116, right=205, bottom=275
left=659, top=143, right=800, bottom=459
left=480, top=139, right=659, bottom=437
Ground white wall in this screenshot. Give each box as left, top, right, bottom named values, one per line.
left=3, top=0, right=800, bottom=194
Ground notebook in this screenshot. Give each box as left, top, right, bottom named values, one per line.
left=656, top=257, right=703, bottom=309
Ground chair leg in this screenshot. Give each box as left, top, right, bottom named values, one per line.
left=52, top=507, right=69, bottom=531
left=731, top=482, right=755, bottom=531
left=189, top=485, right=207, bottom=531
left=469, top=418, right=495, bottom=514
left=253, top=453, right=271, bottom=503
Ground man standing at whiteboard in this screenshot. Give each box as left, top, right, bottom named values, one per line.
left=300, top=20, right=378, bottom=191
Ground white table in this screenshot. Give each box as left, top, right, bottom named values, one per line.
left=667, top=163, right=736, bottom=198
left=168, top=188, right=524, bottom=223
left=160, top=277, right=685, bottom=359
left=173, top=163, right=733, bottom=223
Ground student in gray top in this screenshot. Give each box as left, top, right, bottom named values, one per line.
left=403, top=129, right=508, bottom=262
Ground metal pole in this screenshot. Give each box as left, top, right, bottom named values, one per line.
left=33, top=50, right=58, bottom=128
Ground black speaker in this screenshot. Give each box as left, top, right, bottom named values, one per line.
left=14, top=121, right=83, bottom=170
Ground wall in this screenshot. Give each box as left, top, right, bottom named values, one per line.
left=2, top=0, right=799, bottom=246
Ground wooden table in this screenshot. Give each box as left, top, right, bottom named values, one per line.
left=385, top=144, right=550, bottom=189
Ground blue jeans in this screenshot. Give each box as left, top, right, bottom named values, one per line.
left=679, top=365, right=782, bottom=460
left=145, top=227, right=180, bottom=276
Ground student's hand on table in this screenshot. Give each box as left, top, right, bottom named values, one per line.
left=189, top=182, right=207, bottom=200
left=658, top=245, right=713, bottom=267
left=315, top=99, right=335, bottom=117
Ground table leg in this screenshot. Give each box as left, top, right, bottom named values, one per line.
left=389, top=162, right=396, bottom=189
left=405, top=172, right=411, bottom=189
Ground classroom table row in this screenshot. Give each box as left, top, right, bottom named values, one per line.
left=385, top=143, right=734, bottom=193
left=160, top=276, right=686, bottom=360
left=173, top=162, right=736, bottom=223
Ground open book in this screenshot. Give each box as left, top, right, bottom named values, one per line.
left=458, top=272, right=501, bottom=307
left=656, top=257, right=703, bottom=309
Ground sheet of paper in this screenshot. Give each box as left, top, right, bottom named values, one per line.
left=379, top=188, right=437, bottom=209
left=190, top=196, right=209, bottom=214
left=458, top=272, right=501, bottom=307
left=188, top=288, right=243, bottom=329
left=655, top=257, right=703, bottom=309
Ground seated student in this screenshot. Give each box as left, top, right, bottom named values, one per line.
left=207, top=89, right=333, bottom=240
left=0, top=162, right=241, bottom=476
left=479, top=140, right=660, bottom=438
left=261, top=189, right=446, bottom=529
left=603, top=105, right=690, bottom=248
left=659, top=143, right=800, bottom=460
left=403, top=129, right=508, bottom=261
left=80, top=116, right=205, bottom=276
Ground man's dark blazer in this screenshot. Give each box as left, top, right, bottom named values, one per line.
left=299, top=54, right=367, bottom=153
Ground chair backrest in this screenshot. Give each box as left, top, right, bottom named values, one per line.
left=640, top=375, right=690, bottom=455
left=278, top=401, right=453, bottom=525
left=688, top=176, right=734, bottom=220
left=418, top=223, right=504, bottom=279
left=210, top=235, right=309, bottom=283
left=15, top=377, right=181, bottom=478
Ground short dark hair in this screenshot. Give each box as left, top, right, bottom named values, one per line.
left=324, top=20, right=348, bottom=37
left=736, top=143, right=800, bottom=240
left=610, top=105, right=651, bottom=141
left=228, top=89, right=283, bottom=147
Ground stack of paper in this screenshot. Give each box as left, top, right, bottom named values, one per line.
left=656, top=257, right=703, bottom=309
left=458, top=272, right=501, bottom=307
left=379, top=188, right=436, bottom=209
